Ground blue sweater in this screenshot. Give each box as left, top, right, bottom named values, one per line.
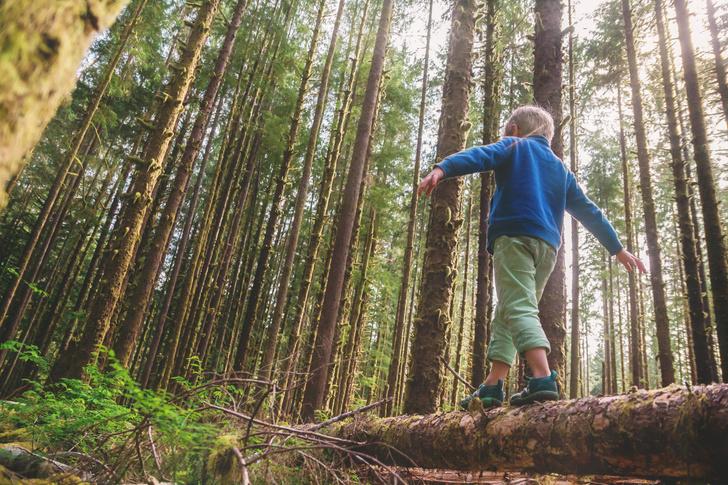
left=435, top=135, right=623, bottom=255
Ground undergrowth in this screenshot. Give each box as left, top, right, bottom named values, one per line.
left=0, top=342, right=366, bottom=484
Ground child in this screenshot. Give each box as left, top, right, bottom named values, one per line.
left=417, top=106, right=645, bottom=408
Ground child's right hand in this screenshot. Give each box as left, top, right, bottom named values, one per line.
left=616, top=249, right=647, bottom=273
left=417, top=167, right=444, bottom=197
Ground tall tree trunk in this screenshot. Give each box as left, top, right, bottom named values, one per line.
left=671, top=48, right=720, bottom=381
left=50, top=0, right=221, bottom=380
left=706, top=0, right=728, bottom=131
left=383, top=0, right=433, bottom=415
left=403, top=0, right=476, bottom=415
left=616, top=81, right=643, bottom=388
left=114, top=0, right=249, bottom=367
left=258, top=0, right=346, bottom=381
left=654, top=0, right=713, bottom=383
left=0, top=0, right=147, bottom=327
left=472, top=0, right=499, bottom=389
left=333, top=209, right=377, bottom=414
left=621, top=0, right=675, bottom=386
left=232, top=0, right=326, bottom=371
left=451, top=191, right=472, bottom=405
left=567, top=0, right=580, bottom=399
left=674, top=0, right=728, bottom=381
left=279, top=0, right=370, bottom=414
left=0, top=0, right=133, bottom=209
left=300, top=0, right=394, bottom=421
left=533, top=0, right=566, bottom=383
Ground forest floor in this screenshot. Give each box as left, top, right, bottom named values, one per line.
left=362, top=468, right=662, bottom=484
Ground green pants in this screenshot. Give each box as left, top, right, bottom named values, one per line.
left=486, top=235, right=557, bottom=366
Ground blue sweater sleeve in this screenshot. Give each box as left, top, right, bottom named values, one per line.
left=566, top=173, right=623, bottom=255
left=434, top=137, right=518, bottom=178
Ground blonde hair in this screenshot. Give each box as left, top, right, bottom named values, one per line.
left=504, top=105, right=554, bottom=142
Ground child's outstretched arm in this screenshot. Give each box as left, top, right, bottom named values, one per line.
left=566, top=173, right=646, bottom=273
left=417, top=137, right=518, bottom=197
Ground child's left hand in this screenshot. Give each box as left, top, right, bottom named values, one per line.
left=616, top=249, right=647, bottom=273
left=417, top=167, right=444, bottom=197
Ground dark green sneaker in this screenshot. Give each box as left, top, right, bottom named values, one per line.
left=509, top=370, right=560, bottom=406
left=459, top=380, right=504, bottom=410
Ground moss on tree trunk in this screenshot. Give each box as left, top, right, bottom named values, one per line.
left=0, top=0, right=130, bottom=210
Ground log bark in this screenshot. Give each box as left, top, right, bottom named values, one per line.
left=330, top=384, right=728, bottom=480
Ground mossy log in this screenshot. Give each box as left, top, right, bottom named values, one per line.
left=0, top=0, right=130, bottom=209
left=329, top=384, right=728, bottom=480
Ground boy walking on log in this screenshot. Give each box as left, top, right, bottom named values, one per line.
left=417, top=106, right=645, bottom=408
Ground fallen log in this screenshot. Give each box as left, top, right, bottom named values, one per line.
left=329, top=384, right=728, bottom=481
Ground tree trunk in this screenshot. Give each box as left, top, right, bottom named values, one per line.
left=0, top=0, right=146, bottom=328
left=654, top=0, right=713, bottom=384
left=616, top=81, right=644, bottom=388
left=567, top=0, right=580, bottom=399
left=451, top=191, right=472, bottom=405
left=472, top=0, right=499, bottom=389
left=300, top=0, right=393, bottom=421
left=533, top=0, right=566, bottom=383
left=114, top=0, right=249, bottom=367
left=403, top=0, right=476, bottom=415
left=673, top=0, right=728, bottom=382
left=383, top=0, right=433, bottom=416
left=259, top=0, right=346, bottom=381
left=706, top=0, right=728, bottom=131
left=329, top=384, right=728, bottom=481
left=621, top=0, right=675, bottom=386
left=233, top=0, right=326, bottom=371
left=0, top=0, right=132, bottom=209
left=279, top=0, right=370, bottom=415
left=50, top=0, right=221, bottom=380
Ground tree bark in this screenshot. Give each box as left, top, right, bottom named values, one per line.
left=384, top=0, right=433, bottom=416
left=113, top=0, right=249, bottom=367
left=329, top=384, right=728, bottom=481
left=403, top=0, right=476, bottom=415
left=654, top=0, right=713, bottom=384
left=616, top=81, right=643, bottom=388
left=673, top=0, right=728, bottom=382
left=567, top=0, right=580, bottom=399
left=300, top=0, right=393, bottom=421
left=533, top=0, right=566, bottom=382
left=621, top=0, right=675, bottom=386
left=472, top=0, right=499, bottom=389
left=50, top=0, right=221, bottom=380
left=0, top=0, right=147, bottom=328
left=706, top=0, right=728, bottom=131
left=0, top=0, right=132, bottom=209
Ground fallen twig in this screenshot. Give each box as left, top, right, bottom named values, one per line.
left=309, top=398, right=392, bottom=431
left=201, top=403, right=359, bottom=446
left=147, top=426, right=163, bottom=477
left=440, top=356, right=475, bottom=391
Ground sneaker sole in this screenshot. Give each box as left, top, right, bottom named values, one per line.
left=510, top=390, right=559, bottom=406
